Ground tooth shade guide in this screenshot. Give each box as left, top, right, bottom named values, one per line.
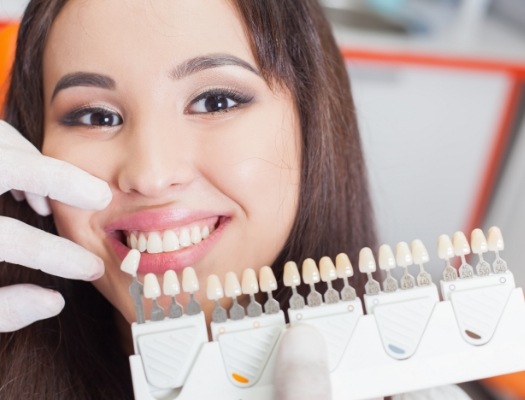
left=259, top=266, right=280, bottom=314
left=410, top=240, right=433, bottom=287
left=319, top=257, right=340, bottom=304
left=143, top=273, right=165, bottom=321
left=302, top=259, right=322, bottom=307
left=224, top=272, right=245, bottom=320
left=470, top=229, right=491, bottom=276
left=378, top=245, right=398, bottom=293
left=488, top=226, right=507, bottom=273
left=359, top=248, right=381, bottom=295
left=283, top=261, right=305, bottom=310
left=241, top=268, right=263, bottom=317
left=182, top=267, right=201, bottom=316
left=335, top=253, right=357, bottom=301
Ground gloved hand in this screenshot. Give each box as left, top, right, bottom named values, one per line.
left=274, top=324, right=332, bottom=400
left=0, top=120, right=112, bottom=332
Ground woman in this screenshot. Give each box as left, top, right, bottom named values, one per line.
left=0, top=0, right=468, bottom=399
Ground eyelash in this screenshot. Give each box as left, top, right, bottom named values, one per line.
left=60, top=105, right=122, bottom=128
left=58, top=88, right=253, bottom=128
left=187, top=88, right=253, bottom=115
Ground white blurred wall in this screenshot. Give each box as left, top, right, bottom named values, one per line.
left=0, top=0, right=29, bottom=20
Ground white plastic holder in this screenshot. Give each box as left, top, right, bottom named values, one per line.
left=130, top=284, right=525, bottom=400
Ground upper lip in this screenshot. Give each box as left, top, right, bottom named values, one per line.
left=104, top=208, right=225, bottom=233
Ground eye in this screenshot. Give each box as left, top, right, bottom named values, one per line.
left=187, top=89, right=253, bottom=115
left=60, top=106, right=123, bottom=127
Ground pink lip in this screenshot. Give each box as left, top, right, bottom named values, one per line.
left=105, top=209, right=230, bottom=274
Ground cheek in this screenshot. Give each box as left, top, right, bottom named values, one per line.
left=202, top=100, right=301, bottom=228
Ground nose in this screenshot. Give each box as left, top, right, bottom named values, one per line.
left=117, top=124, right=196, bottom=198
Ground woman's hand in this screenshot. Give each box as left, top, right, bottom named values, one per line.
left=0, top=120, right=112, bottom=332
left=274, top=324, right=333, bottom=400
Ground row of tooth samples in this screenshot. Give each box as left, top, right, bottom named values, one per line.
left=284, top=254, right=357, bottom=310
left=120, top=249, right=201, bottom=323
left=438, top=226, right=507, bottom=281
left=358, top=239, right=433, bottom=295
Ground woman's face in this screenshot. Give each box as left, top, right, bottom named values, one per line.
left=42, top=0, right=300, bottom=325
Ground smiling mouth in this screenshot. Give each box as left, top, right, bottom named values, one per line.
left=115, top=217, right=223, bottom=254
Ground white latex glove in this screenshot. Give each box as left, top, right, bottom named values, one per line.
left=274, top=324, right=333, bottom=400
left=0, top=120, right=112, bottom=332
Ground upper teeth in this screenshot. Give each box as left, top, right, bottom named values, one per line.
left=126, top=225, right=213, bottom=254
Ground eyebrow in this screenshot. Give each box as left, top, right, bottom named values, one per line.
left=169, top=53, right=260, bottom=80
left=51, top=72, right=115, bottom=101
left=50, top=54, right=259, bottom=101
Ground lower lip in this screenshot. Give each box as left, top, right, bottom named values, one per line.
left=108, top=217, right=229, bottom=274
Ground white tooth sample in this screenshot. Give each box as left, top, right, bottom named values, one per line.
left=207, top=274, right=224, bottom=300
left=163, top=270, right=180, bottom=296
left=241, top=268, right=259, bottom=295
left=471, top=228, right=491, bottom=276
left=411, top=240, right=429, bottom=264
left=359, top=247, right=376, bottom=273
left=283, top=261, right=301, bottom=287
left=146, top=231, right=163, bottom=254
left=359, top=247, right=381, bottom=295
left=225, top=272, right=242, bottom=298
left=438, top=234, right=455, bottom=260
left=379, top=244, right=398, bottom=292
left=201, top=225, right=210, bottom=239
left=190, top=226, right=202, bottom=245
left=137, top=232, right=147, bottom=252
left=182, top=266, right=199, bottom=293
left=335, top=253, right=354, bottom=278
left=120, top=249, right=141, bottom=276
left=396, top=242, right=416, bottom=289
left=378, top=244, right=396, bottom=271
left=395, top=242, right=413, bottom=267
left=319, top=257, right=337, bottom=282
left=438, top=234, right=458, bottom=281
left=335, top=253, right=358, bottom=300
left=453, top=231, right=474, bottom=278
left=284, top=261, right=305, bottom=309
left=242, top=268, right=263, bottom=316
left=179, top=228, right=192, bottom=247
left=259, top=266, right=280, bottom=314
left=452, top=231, right=471, bottom=256
left=302, top=258, right=320, bottom=285
left=162, top=230, right=180, bottom=252
left=319, top=256, right=339, bottom=304
left=411, top=239, right=432, bottom=286
left=301, top=259, right=322, bottom=306
left=259, top=266, right=278, bottom=293
left=144, top=273, right=161, bottom=299
left=488, top=226, right=504, bottom=251
left=471, top=228, right=488, bottom=254
left=488, top=226, right=507, bottom=273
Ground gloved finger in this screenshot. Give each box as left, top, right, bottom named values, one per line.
left=0, top=216, right=104, bottom=281
left=0, top=121, right=112, bottom=211
left=274, top=324, right=332, bottom=400
left=24, top=192, right=52, bottom=216
left=0, top=284, right=65, bottom=332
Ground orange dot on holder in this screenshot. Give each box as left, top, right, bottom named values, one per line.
left=232, top=372, right=249, bottom=384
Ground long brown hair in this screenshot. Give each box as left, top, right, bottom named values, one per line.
left=1, top=0, right=376, bottom=398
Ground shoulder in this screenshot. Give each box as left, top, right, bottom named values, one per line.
left=392, top=385, right=471, bottom=400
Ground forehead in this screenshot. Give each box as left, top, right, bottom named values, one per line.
left=44, top=0, right=253, bottom=79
